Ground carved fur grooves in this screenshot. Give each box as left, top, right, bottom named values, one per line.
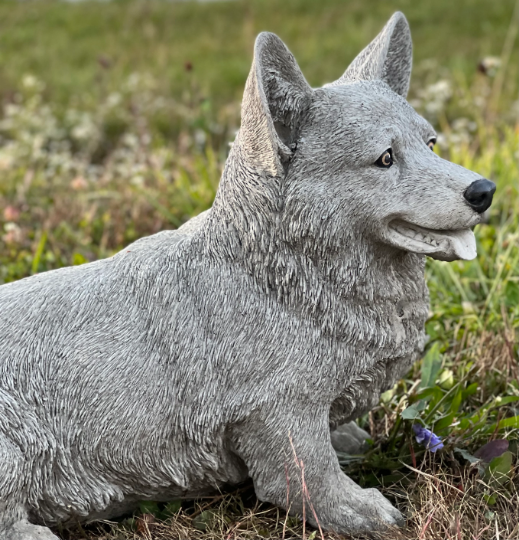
left=0, top=12, right=490, bottom=537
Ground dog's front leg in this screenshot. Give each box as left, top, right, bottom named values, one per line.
left=231, top=406, right=403, bottom=535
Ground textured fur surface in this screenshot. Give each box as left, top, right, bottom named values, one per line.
left=0, top=12, right=493, bottom=537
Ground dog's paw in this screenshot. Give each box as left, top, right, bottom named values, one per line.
left=343, top=487, right=404, bottom=533
left=4, top=520, right=60, bottom=540
left=359, top=488, right=404, bottom=528
left=316, top=484, right=404, bottom=535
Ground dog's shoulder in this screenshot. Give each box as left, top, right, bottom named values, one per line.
left=121, top=209, right=210, bottom=256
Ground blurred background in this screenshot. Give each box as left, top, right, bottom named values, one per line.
left=0, top=1, right=518, bottom=539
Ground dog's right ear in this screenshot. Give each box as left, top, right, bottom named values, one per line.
left=238, top=32, right=312, bottom=176
left=328, top=12, right=412, bottom=97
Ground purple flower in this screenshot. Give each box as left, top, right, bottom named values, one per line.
left=412, top=424, right=444, bottom=452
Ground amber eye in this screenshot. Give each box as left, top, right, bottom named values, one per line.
left=375, top=148, right=393, bottom=168
left=427, top=138, right=436, bottom=150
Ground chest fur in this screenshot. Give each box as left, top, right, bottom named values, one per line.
left=328, top=295, right=429, bottom=427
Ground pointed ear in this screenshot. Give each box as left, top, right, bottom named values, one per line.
left=238, top=32, right=312, bottom=176
left=329, top=12, right=412, bottom=97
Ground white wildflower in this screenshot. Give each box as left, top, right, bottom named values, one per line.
left=106, top=93, right=122, bottom=108
left=478, top=56, right=501, bottom=77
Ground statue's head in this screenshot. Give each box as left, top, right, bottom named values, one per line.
left=232, top=12, right=494, bottom=262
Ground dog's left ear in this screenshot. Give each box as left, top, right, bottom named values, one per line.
left=329, top=12, right=412, bottom=97
left=238, top=32, right=312, bottom=176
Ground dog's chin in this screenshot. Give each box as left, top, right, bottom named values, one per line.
left=385, top=219, right=477, bottom=261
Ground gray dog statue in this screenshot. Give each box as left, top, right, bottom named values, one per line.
left=0, top=12, right=495, bottom=538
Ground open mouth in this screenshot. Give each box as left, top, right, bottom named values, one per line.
left=387, top=219, right=477, bottom=261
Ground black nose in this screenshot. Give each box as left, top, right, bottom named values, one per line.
left=463, top=178, right=496, bottom=213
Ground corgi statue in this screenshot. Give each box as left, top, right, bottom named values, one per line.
left=0, top=12, right=494, bottom=538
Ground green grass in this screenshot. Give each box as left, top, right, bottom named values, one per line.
left=0, top=1, right=518, bottom=539
left=0, top=0, right=517, bottom=110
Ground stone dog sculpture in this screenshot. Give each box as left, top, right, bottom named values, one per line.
left=0, top=12, right=495, bottom=539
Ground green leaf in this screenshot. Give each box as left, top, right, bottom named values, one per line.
left=72, top=252, right=88, bottom=266
left=380, top=386, right=396, bottom=403
left=416, top=386, right=443, bottom=401
left=434, top=413, right=455, bottom=432
left=286, top=516, right=301, bottom=528
left=504, top=281, right=519, bottom=307
left=121, top=517, right=136, bottom=531
left=193, top=510, right=214, bottom=531
left=401, top=404, right=422, bottom=420
left=494, top=396, right=519, bottom=407
left=449, top=387, right=463, bottom=415
left=462, top=382, right=479, bottom=400
left=459, top=417, right=470, bottom=430
left=455, top=447, right=480, bottom=464
left=163, top=500, right=182, bottom=517
left=420, top=343, right=443, bottom=389
left=138, top=501, right=160, bottom=516
left=368, top=453, right=402, bottom=470
left=407, top=399, right=428, bottom=413
left=483, top=492, right=497, bottom=506
left=485, top=510, right=496, bottom=521
left=498, top=415, right=519, bottom=429
left=484, top=451, right=513, bottom=487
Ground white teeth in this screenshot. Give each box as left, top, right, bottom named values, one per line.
left=393, top=226, right=438, bottom=247
left=388, top=221, right=477, bottom=261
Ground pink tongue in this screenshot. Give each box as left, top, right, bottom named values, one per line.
left=435, top=229, right=477, bottom=261
left=448, top=229, right=477, bottom=260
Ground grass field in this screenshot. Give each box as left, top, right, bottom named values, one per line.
left=0, top=0, right=518, bottom=539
